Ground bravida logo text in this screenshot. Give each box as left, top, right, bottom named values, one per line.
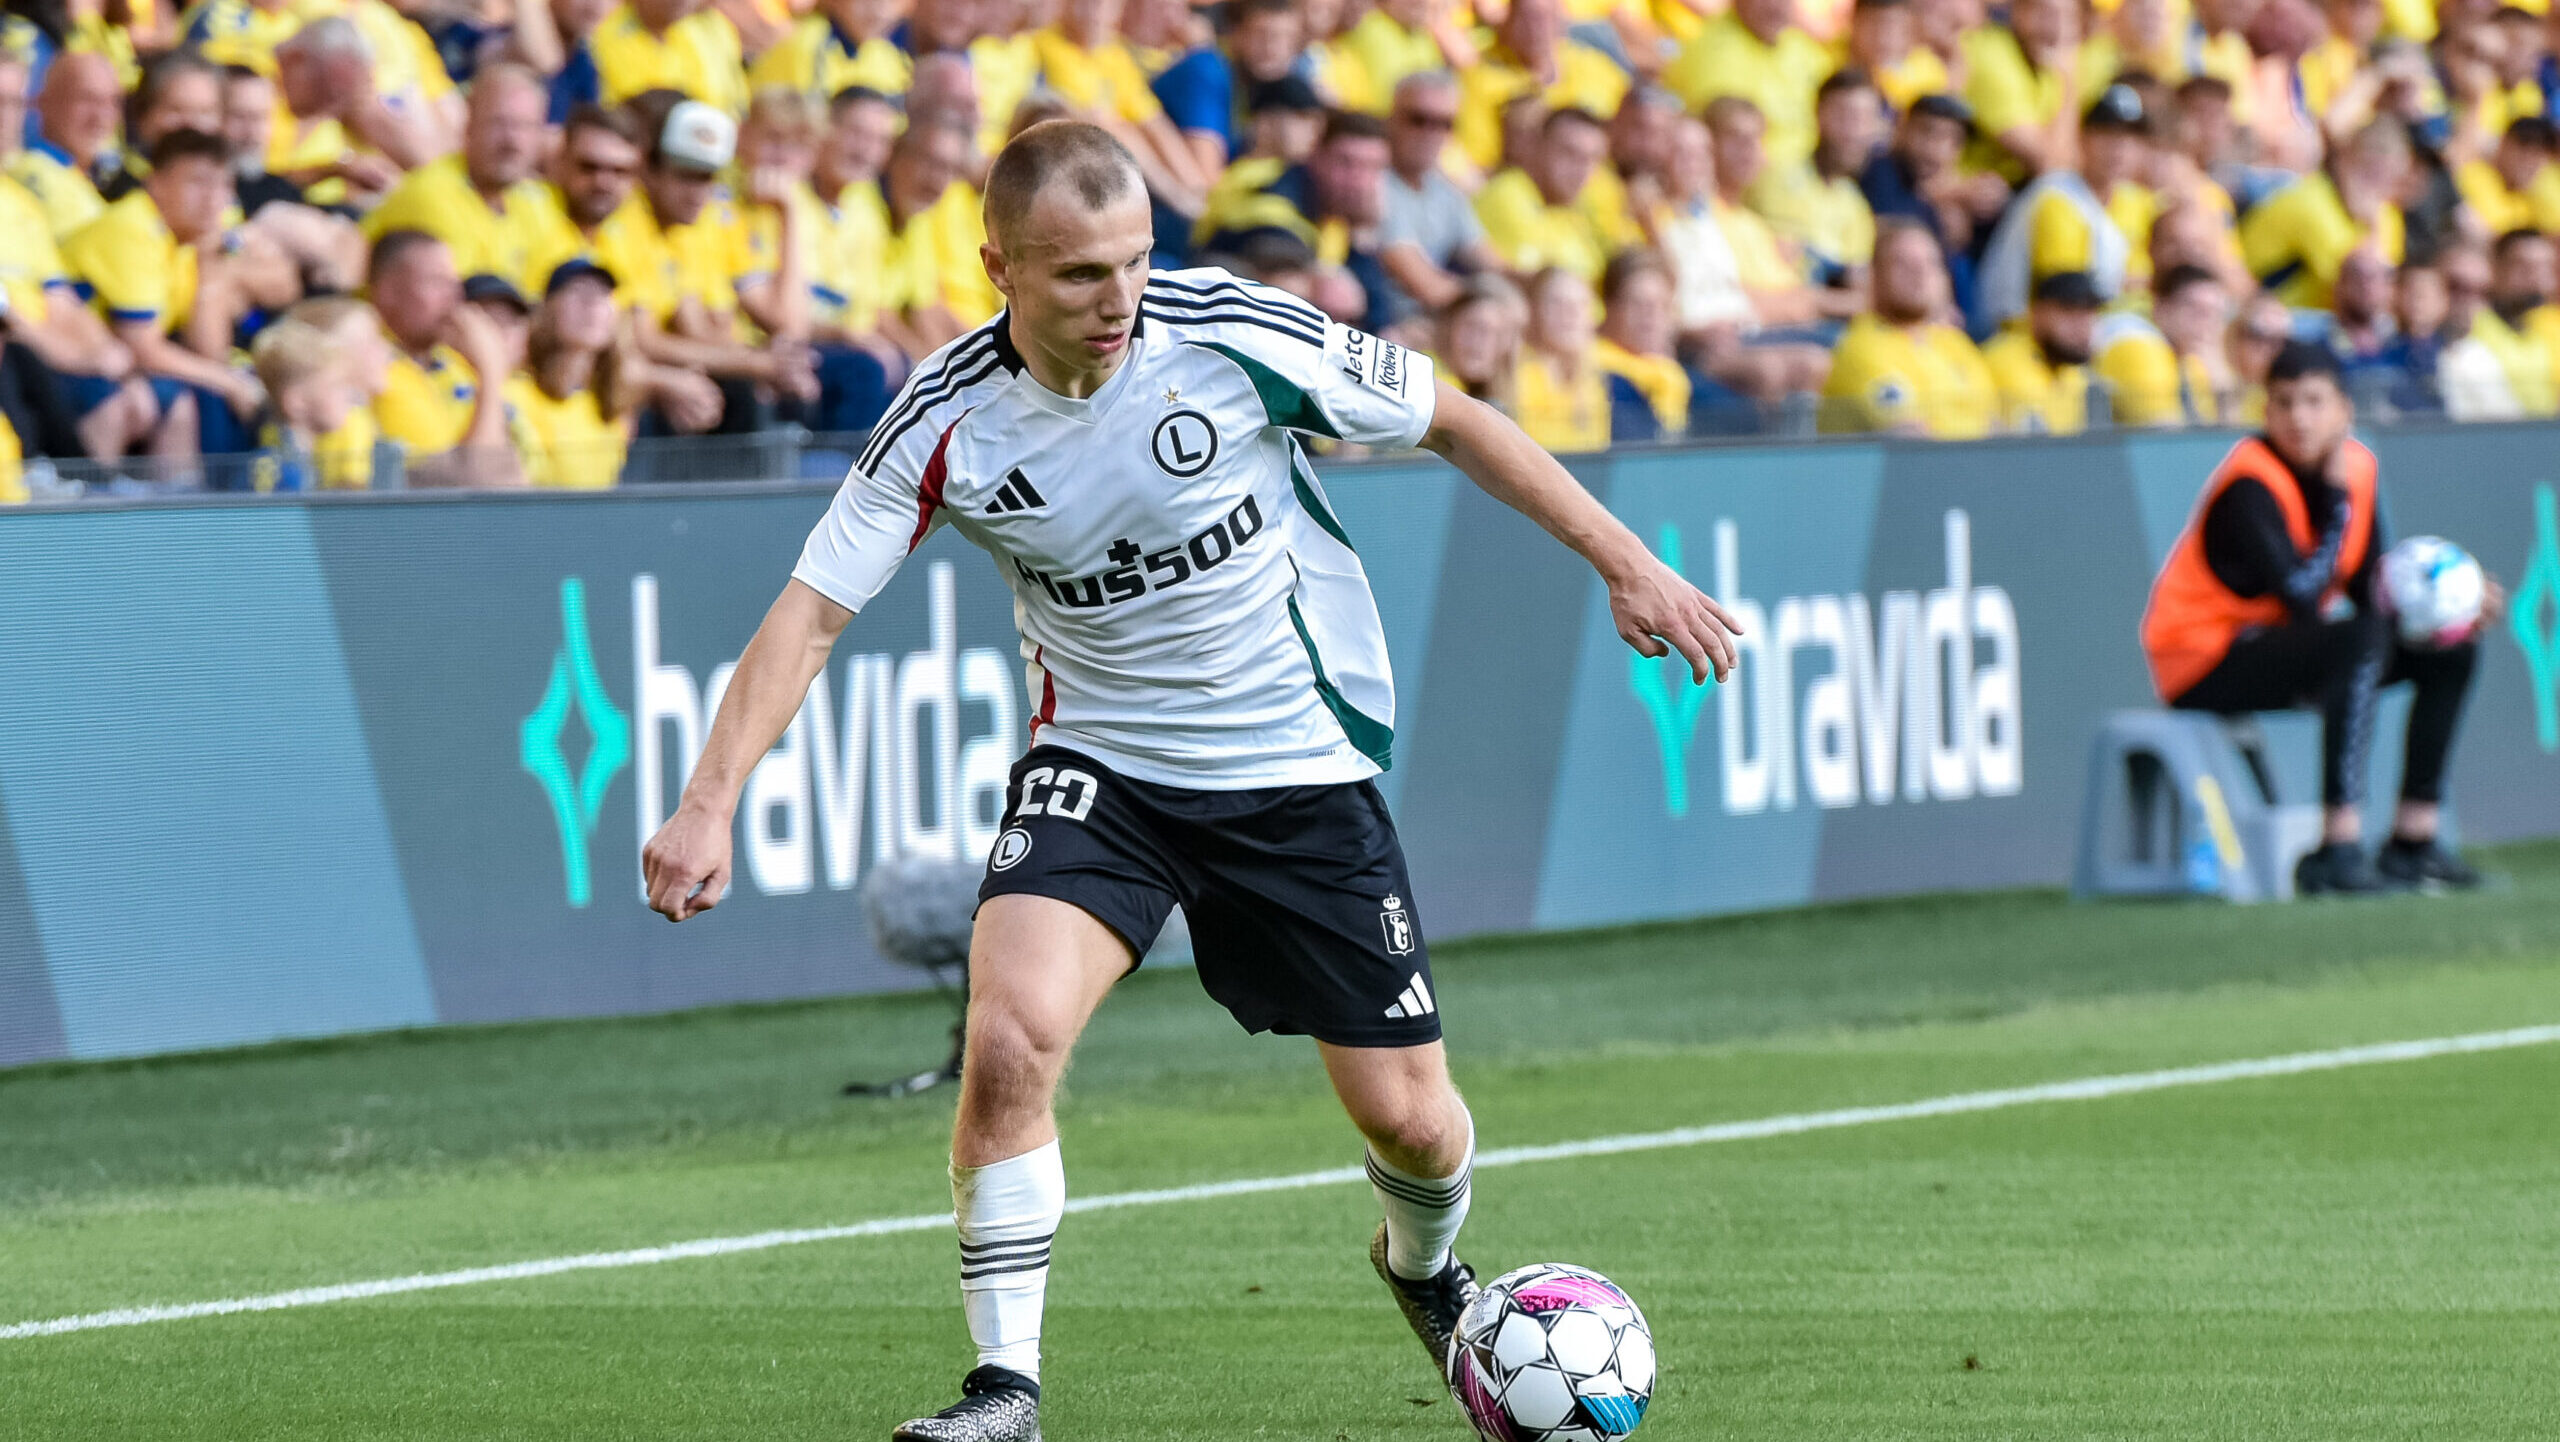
left=1630, top=510, right=2024, bottom=818
left=520, top=561, right=1022, bottom=907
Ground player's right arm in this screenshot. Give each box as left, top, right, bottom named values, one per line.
left=643, top=579, right=852, bottom=921
left=644, top=370, right=962, bottom=920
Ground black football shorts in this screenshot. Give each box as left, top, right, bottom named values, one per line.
left=977, top=745, right=1442, bottom=1048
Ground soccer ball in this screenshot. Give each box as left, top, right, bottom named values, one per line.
left=1448, top=1264, right=1654, bottom=1441
left=2379, top=536, right=2486, bottom=649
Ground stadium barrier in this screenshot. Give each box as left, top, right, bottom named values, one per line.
left=5, top=422, right=2560, bottom=1066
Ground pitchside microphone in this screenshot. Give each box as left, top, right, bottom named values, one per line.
left=843, top=853, right=983, bottom=1098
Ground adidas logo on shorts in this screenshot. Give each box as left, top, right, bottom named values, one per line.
left=1383, top=972, right=1435, bottom=1019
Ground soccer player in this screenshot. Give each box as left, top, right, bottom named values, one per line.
left=640, top=120, right=1739, bottom=1441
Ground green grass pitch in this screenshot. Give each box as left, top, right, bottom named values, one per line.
left=8, top=848, right=2560, bottom=1439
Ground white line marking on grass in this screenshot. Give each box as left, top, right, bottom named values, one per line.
left=10, top=1022, right=2558, bottom=1341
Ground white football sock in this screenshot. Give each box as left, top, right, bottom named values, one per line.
left=952, top=1138, right=1064, bottom=1382
left=1367, top=1107, right=1474, bottom=1281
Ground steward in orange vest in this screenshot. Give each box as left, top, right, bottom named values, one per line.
left=2138, top=343, right=2481, bottom=894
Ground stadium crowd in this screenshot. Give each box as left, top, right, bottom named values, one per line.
left=2, top=0, right=2560, bottom=496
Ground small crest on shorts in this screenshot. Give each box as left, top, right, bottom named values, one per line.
left=1379, top=894, right=1415, bottom=956
left=990, top=827, right=1034, bottom=872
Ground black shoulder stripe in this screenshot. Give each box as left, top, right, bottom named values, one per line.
left=1148, top=272, right=1328, bottom=328
left=857, top=334, right=997, bottom=472
left=1142, top=303, right=1326, bottom=349
left=1145, top=279, right=1328, bottom=338
left=1152, top=291, right=1331, bottom=340
left=858, top=351, right=1005, bottom=476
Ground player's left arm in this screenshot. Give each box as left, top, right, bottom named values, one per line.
left=1420, top=379, right=1742, bottom=683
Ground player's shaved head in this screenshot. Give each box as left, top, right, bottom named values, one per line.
left=983, top=119, right=1144, bottom=253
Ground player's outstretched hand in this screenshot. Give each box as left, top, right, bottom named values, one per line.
left=1609, top=555, right=1743, bottom=684
left=643, top=802, right=733, bottom=922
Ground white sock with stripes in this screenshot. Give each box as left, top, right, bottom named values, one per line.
left=1367, top=1107, right=1474, bottom=1281
left=952, top=1139, right=1064, bottom=1381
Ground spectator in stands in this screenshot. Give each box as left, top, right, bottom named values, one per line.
left=365, top=228, right=525, bottom=487
left=2455, top=116, right=2560, bottom=235
left=1964, top=0, right=2080, bottom=182
left=2467, top=226, right=2560, bottom=414
left=1335, top=0, right=1474, bottom=117
left=1592, top=249, right=1691, bottom=443
left=1454, top=0, right=1626, bottom=174
left=510, top=259, right=638, bottom=488
left=590, top=0, right=747, bottom=114
left=1754, top=67, right=1883, bottom=289
left=1436, top=272, right=1523, bottom=409
left=1378, top=72, right=1499, bottom=326
left=1476, top=105, right=1611, bottom=283
left=2097, top=262, right=2237, bottom=424
left=1198, top=109, right=1396, bottom=334
left=1033, top=0, right=1216, bottom=214
left=1126, top=0, right=1233, bottom=191
left=1846, top=0, right=1947, bottom=117
left=2242, top=117, right=2412, bottom=308
left=101, top=50, right=225, bottom=203
left=1982, top=268, right=2100, bottom=433
left=2320, top=245, right=2401, bottom=368
left=745, top=0, right=905, bottom=102
left=366, top=62, right=559, bottom=296
left=219, top=65, right=311, bottom=215
left=878, top=117, right=975, bottom=354
left=728, top=86, right=822, bottom=348
left=245, top=296, right=380, bottom=491
left=65, top=129, right=263, bottom=453
left=1705, top=97, right=1864, bottom=327
left=1225, top=0, right=1307, bottom=100
left=1513, top=266, right=1607, bottom=453
left=2143, top=341, right=2483, bottom=893
left=2227, top=289, right=2296, bottom=421
left=1859, top=93, right=2008, bottom=316
left=0, top=53, right=164, bottom=462
left=1242, top=76, right=1327, bottom=166
left=1603, top=87, right=1682, bottom=225
left=1821, top=220, right=1994, bottom=435
left=1976, top=83, right=2155, bottom=331
left=17, top=50, right=117, bottom=239
left=1662, top=0, right=1830, bottom=172
left=804, top=85, right=903, bottom=433
left=1657, top=112, right=1833, bottom=407
left=613, top=93, right=818, bottom=432
left=2365, top=256, right=2452, bottom=413
left=272, top=17, right=450, bottom=196
left=540, top=0, right=614, bottom=120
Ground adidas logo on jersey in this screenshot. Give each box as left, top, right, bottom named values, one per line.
left=985, top=468, right=1047, bottom=515
left=1383, top=972, right=1435, bottom=1019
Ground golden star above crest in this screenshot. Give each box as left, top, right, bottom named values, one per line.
left=1162, top=386, right=1181, bottom=404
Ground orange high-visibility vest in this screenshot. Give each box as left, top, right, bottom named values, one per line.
left=2140, top=435, right=2378, bottom=700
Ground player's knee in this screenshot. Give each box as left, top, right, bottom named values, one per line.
left=1361, top=1091, right=1464, bottom=1167
left=965, top=1008, right=1073, bottom=1103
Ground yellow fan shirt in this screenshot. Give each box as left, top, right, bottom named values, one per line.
left=1513, top=351, right=1610, bottom=453
left=1981, top=327, right=2091, bottom=434
left=592, top=4, right=747, bottom=114
left=1662, top=14, right=1834, bottom=169
left=1473, top=166, right=1609, bottom=281
left=507, top=374, right=628, bottom=490
left=63, top=189, right=195, bottom=331
left=747, top=14, right=911, bottom=101
left=374, top=344, right=480, bottom=455
left=2238, top=170, right=2404, bottom=309
left=364, top=155, right=569, bottom=296
left=1820, top=313, right=1996, bottom=437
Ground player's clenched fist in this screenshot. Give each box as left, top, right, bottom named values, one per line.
left=643, top=803, right=733, bottom=922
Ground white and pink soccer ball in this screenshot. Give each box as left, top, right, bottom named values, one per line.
left=2379, top=536, right=2487, bottom=649
left=1448, top=1264, right=1655, bottom=1442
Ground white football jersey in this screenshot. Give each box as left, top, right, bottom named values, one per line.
left=794, top=269, right=1440, bottom=789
